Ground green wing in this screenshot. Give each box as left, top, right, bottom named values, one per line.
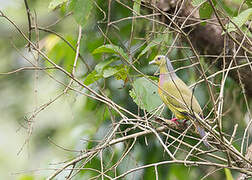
left=160, top=78, right=202, bottom=115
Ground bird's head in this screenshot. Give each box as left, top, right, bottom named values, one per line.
left=149, top=55, right=175, bottom=73
left=149, top=55, right=166, bottom=66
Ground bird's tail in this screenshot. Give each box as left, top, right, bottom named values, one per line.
left=196, top=125, right=210, bottom=147
left=189, top=113, right=210, bottom=147
left=183, top=112, right=210, bottom=147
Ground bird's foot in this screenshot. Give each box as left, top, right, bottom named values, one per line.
left=171, top=119, right=189, bottom=127
left=170, top=118, right=179, bottom=125
left=169, top=118, right=188, bottom=127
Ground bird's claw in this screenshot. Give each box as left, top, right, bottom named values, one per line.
left=170, top=118, right=189, bottom=128
left=170, top=118, right=179, bottom=125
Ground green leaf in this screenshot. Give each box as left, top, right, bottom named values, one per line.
left=103, top=67, right=119, bottom=78
left=241, top=26, right=252, bottom=38
left=216, top=0, right=234, bottom=16
left=133, top=0, right=141, bottom=15
left=114, top=65, right=129, bottom=81
left=103, top=65, right=128, bottom=80
left=137, top=36, right=163, bottom=59
left=48, top=0, right=68, bottom=11
left=84, top=60, right=128, bottom=85
left=246, top=0, right=252, bottom=8
left=95, top=57, right=117, bottom=74
left=18, top=175, right=34, bottom=180
left=129, top=77, right=162, bottom=112
left=192, top=0, right=217, bottom=22
left=70, top=0, right=94, bottom=27
left=92, top=44, right=129, bottom=61
left=46, top=35, right=75, bottom=72
left=84, top=70, right=102, bottom=85
left=224, top=168, right=233, bottom=180
left=191, top=0, right=205, bottom=6
left=225, top=8, right=252, bottom=33
left=168, top=165, right=190, bottom=180
left=199, top=2, right=213, bottom=20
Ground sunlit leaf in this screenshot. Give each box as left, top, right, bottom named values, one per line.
left=18, top=175, right=34, bottom=180
left=216, top=0, right=234, bottom=16
left=48, top=0, right=68, bottom=11
left=246, top=0, right=252, bottom=8
left=137, top=36, right=163, bottom=59
left=43, top=34, right=60, bottom=52
left=225, top=8, right=252, bottom=33
left=103, top=67, right=119, bottom=78
left=84, top=70, right=102, bottom=85
left=103, top=65, right=128, bottom=80
left=70, top=0, right=94, bottom=27
left=191, top=0, right=205, bottom=6
left=133, top=0, right=141, bottom=15
left=46, top=35, right=76, bottom=72
left=92, top=44, right=129, bottom=61
left=114, top=65, right=129, bottom=81
left=95, top=57, right=117, bottom=74
left=224, top=168, right=234, bottom=180
left=129, top=77, right=162, bottom=112
left=241, top=26, right=252, bottom=38
left=84, top=59, right=128, bottom=85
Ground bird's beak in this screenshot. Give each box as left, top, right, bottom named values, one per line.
left=149, top=60, right=155, bottom=64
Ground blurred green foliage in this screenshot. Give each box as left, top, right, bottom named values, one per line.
left=0, top=0, right=251, bottom=179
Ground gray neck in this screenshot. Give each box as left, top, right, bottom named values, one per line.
left=159, top=57, right=177, bottom=79
left=166, top=58, right=175, bottom=73
left=159, top=58, right=177, bottom=84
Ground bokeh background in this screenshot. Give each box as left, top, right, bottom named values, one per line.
left=0, top=0, right=251, bottom=179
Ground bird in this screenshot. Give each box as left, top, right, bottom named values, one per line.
left=149, top=55, right=209, bottom=146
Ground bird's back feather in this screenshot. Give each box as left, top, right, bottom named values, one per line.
left=158, top=77, right=202, bottom=119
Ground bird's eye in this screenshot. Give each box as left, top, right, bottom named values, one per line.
left=157, top=57, right=161, bottom=61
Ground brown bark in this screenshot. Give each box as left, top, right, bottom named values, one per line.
left=148, top=0, right=252, bottom=97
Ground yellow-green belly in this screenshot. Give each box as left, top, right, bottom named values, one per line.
left=158, top=88, right=188, bottom=120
